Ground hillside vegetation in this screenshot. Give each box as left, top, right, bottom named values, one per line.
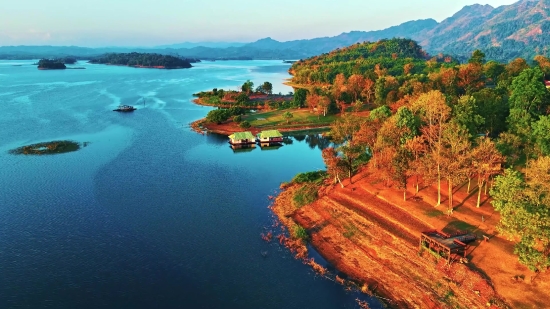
left=286, top=37, right=550, bottom=283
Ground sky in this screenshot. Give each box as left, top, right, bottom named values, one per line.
left=0, top=0, right=520, bottom=47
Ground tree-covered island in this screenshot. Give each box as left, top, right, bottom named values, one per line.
left=190, top=38, right=550, bottom=308
left=37, top=59, right=67, bottom=70
left=89, top=52, right=196, bottom=69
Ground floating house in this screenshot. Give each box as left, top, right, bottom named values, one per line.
left=228, top=131, right=256, bottom=145
left=419, top=230, right=476, bottom=263
left=257, top=130, right=284, bottom=143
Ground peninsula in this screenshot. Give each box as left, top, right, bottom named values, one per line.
left=89, top=52, right=194, bottom=69
left=263, top=38, right=550, bottom=308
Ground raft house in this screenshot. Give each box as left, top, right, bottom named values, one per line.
left=228, top=131, right=256, bottom=145
left=257, top=130, right=283, bottom=143
left=419, top=230, right=476, bottom=263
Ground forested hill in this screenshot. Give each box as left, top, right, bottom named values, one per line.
left=421, top=0, right=550, bottom=62
left=89, top=53, right=195, bottom=69
left=290, top=38, right=455, bottom=85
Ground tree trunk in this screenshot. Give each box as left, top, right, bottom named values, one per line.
left=476, top=177, right=484, bottom=208
left=415, top=175, right=419, bottom=194
left=448, top=178, right=453, bottom=215
left=403, top=189, right=406, bottom=201
left=484, top=178, right=488, bottom=195
left=467, top=177, right=471, bottom=193
left=336, top=174, right=344, bottom=188
left=436, top=164, right=441, bottom=207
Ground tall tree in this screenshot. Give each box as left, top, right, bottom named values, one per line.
left=347, top=74, right=365, bottom=102
left=507, top=67, right=550, bottom=143
left=361, top=78, right=375, bottom=104
left=471, top=138, right=504, bottom=208
left=440, top=122, right=471, bottom=214
left=293, top=88, right=308, bottom=108
left=491, top=159, right=550, bottom=272
left=413, top=90, right=451, bottom=206
left=262, top=81, right=273, bottom=95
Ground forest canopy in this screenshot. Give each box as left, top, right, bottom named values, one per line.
left=289, top=38, right=550, bottom=272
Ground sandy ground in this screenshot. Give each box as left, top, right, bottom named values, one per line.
left=271, top=169, right=550, bottom=308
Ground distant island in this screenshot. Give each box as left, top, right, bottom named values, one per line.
left=9, top=140, right=86, bottom=155
left=89, top=52, right=196, bottom=69
left=37, top=59, right=66, bottom=70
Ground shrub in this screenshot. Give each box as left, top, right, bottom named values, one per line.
left=292, top=224, right=309, bottom=241
left=239, top=120, right=251, bottom=129
left=293, top=183, right=319, bottom=208
left=233, top=115, right=242, bottom=123
left=292, top=171, right=327, bottom=184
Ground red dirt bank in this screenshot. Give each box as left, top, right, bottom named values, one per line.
left=272, top=169, right=550, bottom=308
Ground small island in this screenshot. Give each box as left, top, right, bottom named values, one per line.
left=9, top=140, right=85, bottom=155
left=89, top=52, right=195, bottom=69
left=37, top=59, right=66, bottom=70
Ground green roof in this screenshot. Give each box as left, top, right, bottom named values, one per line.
left=259, top=130, right=283, bottom=138
left=229, top=131, right=255, bottom=140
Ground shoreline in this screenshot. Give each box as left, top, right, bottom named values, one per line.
left=271, top=167, right=550, bottom=308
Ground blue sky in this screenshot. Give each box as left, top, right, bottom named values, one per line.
left=0, top=0, right=519, bottom=47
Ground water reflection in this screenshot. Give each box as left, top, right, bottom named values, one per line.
left=230, top=144, right=256, bottom=153
left=259, top=142, right=283, bottom=151
left=294, top=134, right=331, bottom=150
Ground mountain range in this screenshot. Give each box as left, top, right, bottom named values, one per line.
left=1, top=0, right=548, bottom=62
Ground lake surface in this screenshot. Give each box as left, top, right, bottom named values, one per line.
left=0, top=60, right=380, bottom=309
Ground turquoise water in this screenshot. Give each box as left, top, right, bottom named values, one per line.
left=0, top=60, right=379, bottom=309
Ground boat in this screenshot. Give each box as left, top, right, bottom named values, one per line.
left=113, top=105, right=137, bottom=112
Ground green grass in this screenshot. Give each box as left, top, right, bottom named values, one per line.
left=292, top=183, right=319, bottom=209
left=424, top=209, right=445, bottom=218
left=292, top=171, right=327, bottom=184
left=245, top=109, right=337, bottom=128
left=292, top=224, right=309, bottom=241
left=443, top=220, right=477, bottom=233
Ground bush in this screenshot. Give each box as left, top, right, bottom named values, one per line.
left=292, top=171, right=327, bottom=184
left=292, top=224, right=309, bottom=241
left=293, top=183, right=319, bottom=208
left=233, top=115, right=242, bottom=123
left=239, top=120, right=251, bottom=129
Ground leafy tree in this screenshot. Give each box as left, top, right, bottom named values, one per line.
left=331, top=114, right=363, bottom=144
left=235, top=93, right=251, bottom=106
left=507, top=67, right=550, bottom=143
left=293, top=88, right=308, bottom=108
left=471, top=137, right=504, bottom=208
left=472, top=88, right=508, bottom=136
left=532, top=115, right=550, bottom=156
left=491, top=160, right=550, bottom=272
left=369, top=105, right=392, bottom=121
left=241, top=80, right=254, bottom=94
left=347, top=74, right=365, bottom=102
left=262, top=81, right=273, bottom=95
left=206, top=109, right=230, bottom=124
left=452, top=95, right=484, bottom=138
left=395, top=106, right=420, bottom=144
left=283, top=111, right=293, bottom=124
left=468, top=49, right=486, bottom=65
left=393, top=147, right=412, bottom=201
left=413, top=90, right=451, bottom=206
left=440, top=121, right=471, bottom=214
left=322, top=147, right=345, bottom=187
